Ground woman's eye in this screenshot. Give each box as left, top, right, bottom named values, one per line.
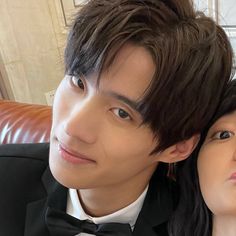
left=112, top=108, right=131, bottom=120
left=72, top=76, right=85, bottom=90
left=212, top=130, right=234, bottom=140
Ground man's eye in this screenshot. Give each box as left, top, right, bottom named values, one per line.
left=212, top=130, right=234, bottom=140
left=72, top=76, right=85, bottom=90
left=112, top=108, right=131, bottom=120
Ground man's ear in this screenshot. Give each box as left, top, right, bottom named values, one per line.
left=158, top=134, right=200, bottom=163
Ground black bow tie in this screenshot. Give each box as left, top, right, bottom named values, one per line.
left=45, top=207, right=133, bottom=236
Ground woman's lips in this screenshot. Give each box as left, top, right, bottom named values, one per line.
left=229, top=172, right=236, bottom=181
left=58, top=144, right=95, bottom=164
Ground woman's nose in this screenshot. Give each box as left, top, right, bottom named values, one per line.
left=233, top=144, right=236, bottom=161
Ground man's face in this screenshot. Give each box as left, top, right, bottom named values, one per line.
left=49, top=43, right=160, bottom=190
left=198, top=111, right=236, bottom=216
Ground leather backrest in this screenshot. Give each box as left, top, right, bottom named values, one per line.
left=0, top=100, right=52, bottom=144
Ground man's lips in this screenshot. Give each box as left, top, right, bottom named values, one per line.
left=58, top=143, right=95, bottom=164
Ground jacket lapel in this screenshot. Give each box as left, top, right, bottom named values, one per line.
left=133, top=216, right=157, bottom=236
left=133, top=166, right=177, bottom=236
left=24, top=167, right=68, bottom=236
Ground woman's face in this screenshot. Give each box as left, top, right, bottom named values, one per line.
left=198, top=111, right=236, bottom=216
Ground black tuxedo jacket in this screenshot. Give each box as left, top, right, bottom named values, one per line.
left=0, top=143, right=177, bottom=236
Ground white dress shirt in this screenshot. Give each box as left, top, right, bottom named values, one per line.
left=66, top=186, right=149, bottom=236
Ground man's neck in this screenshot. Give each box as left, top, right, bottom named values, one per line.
left=212, top=215, right=236, bottom=236
left=77, top=165, right=155, bottom=217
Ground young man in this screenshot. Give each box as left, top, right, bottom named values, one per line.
left=0, top=0, right=234, bottom=235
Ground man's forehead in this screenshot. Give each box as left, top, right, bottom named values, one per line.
left=98, top=45, right=155, bottom=96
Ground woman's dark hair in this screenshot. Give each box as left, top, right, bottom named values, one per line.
left=169, top=80, right=236, bottom=236
left=65, top=0, right=234, bottom=153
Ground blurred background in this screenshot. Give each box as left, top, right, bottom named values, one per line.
left=0, top=0, right=235, bottom=105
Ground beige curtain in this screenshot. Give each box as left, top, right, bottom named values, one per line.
left=0, top=56, right=13, bottom=100
left=0, top=72, right=8, bottom=99
left=0, top=70, right=14, bottom=100
left=0, top=48, right=14, bottom=100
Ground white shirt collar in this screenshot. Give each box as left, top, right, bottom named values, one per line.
left=66, top=185, right=148, bottom=230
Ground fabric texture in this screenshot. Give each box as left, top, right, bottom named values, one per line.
left=46, top=207, right=133, bottom=236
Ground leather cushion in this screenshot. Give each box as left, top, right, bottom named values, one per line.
left=0, top=100, right=52, bottom=144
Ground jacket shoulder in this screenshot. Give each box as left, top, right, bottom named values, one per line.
left=0, top=143, right=50, bottom=162
left=0, top=143, right=50, bottom=235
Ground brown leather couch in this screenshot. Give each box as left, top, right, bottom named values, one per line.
left=0, top=100, right=52, bottom=144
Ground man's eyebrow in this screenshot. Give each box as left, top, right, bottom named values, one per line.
left=105, top=91, right=141, bottom=113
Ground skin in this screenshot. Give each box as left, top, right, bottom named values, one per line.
left=49, top=43, right=197, bottom=216
left=198, top=111, right=236, bottom=236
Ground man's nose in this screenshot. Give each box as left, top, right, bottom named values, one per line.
left=63, top=99, right=100, bottom=144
